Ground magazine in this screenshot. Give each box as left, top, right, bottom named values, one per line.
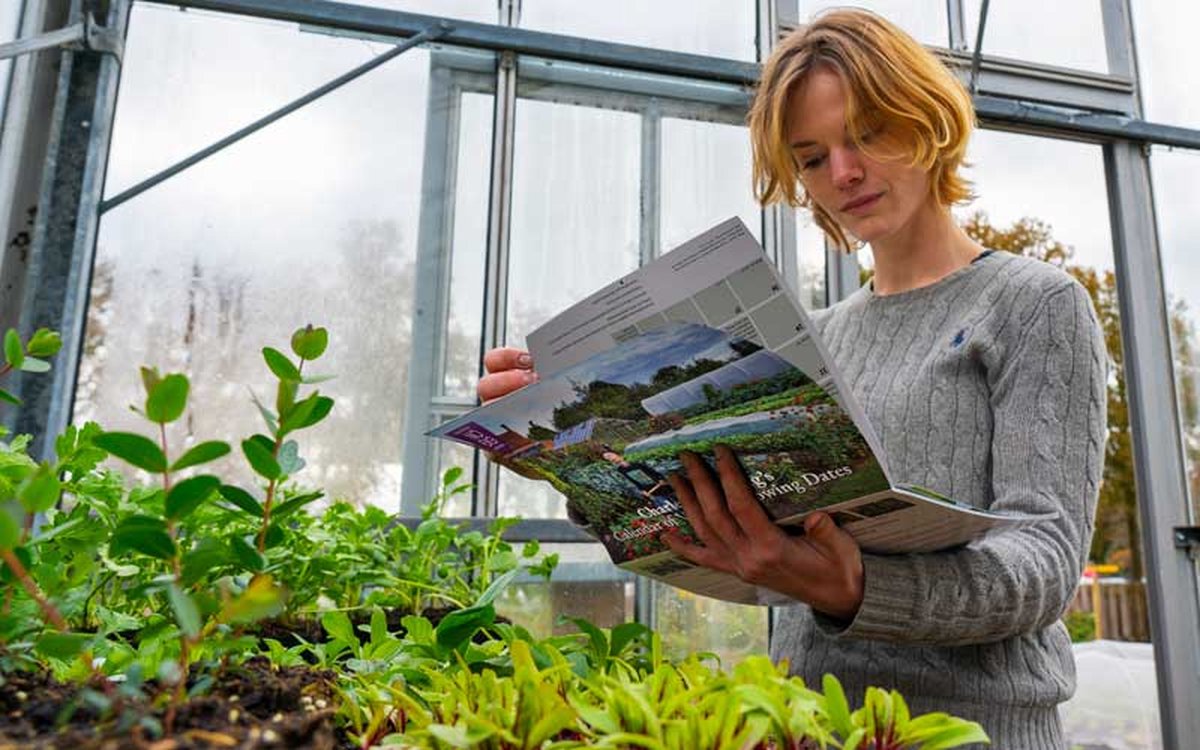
left=429, top=217, right=1051, bottom=605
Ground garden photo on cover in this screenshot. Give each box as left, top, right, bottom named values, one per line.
left=440, top=321, right=889, bottom=564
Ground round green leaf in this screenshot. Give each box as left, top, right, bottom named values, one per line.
left=25, top=328, right=62, bottom=358
left=145, top=374, right=189, bottom=424
left=228, top=534, right=264, bottom=572
left=17, top=357, right=50, bottom=374
left=93, top=432, right=168, bottom=473
left=3, top=329, right=23, bottom=369
left=290, top=325, right=328, bottom=361
left=218, top=485, right=264, bottom=516
left=17, top=463, right=60, bottom=513
left=35, top=632, right=91, bottom=660
left=167, top=583, right=201, bottom=638
left=165, top=475, right=220, bottom=520
left=110, top=515, right=175, bottom=560
left=262, top=347, right=301, bottom=382
left=241, top=438, right=280, bottom=480
left=170, top=440, right=231, bottom=472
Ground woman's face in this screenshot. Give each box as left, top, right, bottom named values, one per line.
left=785, top=68, right=935, bottom=247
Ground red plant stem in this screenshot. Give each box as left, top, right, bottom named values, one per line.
left=0, top=547, right=68, bottom=630
left=0, top=363, right=12, bottom=378
left=256, top=357, right=305, bottom=553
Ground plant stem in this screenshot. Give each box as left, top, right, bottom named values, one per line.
left=0, top=547, right=68, bottom=630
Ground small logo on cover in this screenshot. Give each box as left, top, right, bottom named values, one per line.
left=950, top=328, right=968, bottom=348
left=446, top=422, right=511, bottom=453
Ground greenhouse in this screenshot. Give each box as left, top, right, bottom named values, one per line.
left=0, top=0, right=1198, bottom=748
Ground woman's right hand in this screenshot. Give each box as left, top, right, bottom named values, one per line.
left=477, top=347, right=538, bottom=404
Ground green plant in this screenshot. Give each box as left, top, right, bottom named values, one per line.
left=1064, top=610, right=1096, bottom=643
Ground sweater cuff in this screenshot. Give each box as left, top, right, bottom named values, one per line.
left=813, top=554, right=922, bottom=640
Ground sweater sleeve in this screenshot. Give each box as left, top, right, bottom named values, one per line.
left=817, top=279, right=1107, bottom=645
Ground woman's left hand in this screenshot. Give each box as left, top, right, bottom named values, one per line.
left=663, top=445, right=865, bottom=621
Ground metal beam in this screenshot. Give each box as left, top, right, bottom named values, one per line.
left=11, top=0, right=129, bottom=458
left=99, top=23, right=448, bottom=214
left=974, top=95, right=1200, bottom=149
left=145, top=0, right=760, bottom=86
left=1105, top=139, right=1200, bottom=750
left=967, top=0, right=989, bottom=93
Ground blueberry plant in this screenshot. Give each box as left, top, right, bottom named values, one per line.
left=0, top=324, right=987, bottom=749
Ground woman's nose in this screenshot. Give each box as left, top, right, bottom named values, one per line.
left=829, top=147, right=865, bottom=190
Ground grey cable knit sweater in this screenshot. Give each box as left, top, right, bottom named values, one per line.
left=770, top=250, right=1107, bottom=749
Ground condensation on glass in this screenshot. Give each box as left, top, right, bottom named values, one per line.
left=652, top=581, right=768, bottom=666
left=519, top=0, right=757, bottom=62
left=495, top=543, right=635, bottom=636
left=78, top=4, right=470, bottom=509
left=1132, top=0, right=1200, bottom=130
left=660, top=117, right=759, bottom=251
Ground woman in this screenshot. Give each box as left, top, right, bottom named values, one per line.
left=478, top=10, right=1105, bottom=748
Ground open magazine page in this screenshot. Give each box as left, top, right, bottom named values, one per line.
left=525, top=217, right=893, bottom=478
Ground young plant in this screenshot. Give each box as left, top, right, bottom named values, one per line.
left=0, top=327, right=62, bottom=406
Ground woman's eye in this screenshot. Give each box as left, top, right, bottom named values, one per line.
left=801, top=155, right=826, bottom=170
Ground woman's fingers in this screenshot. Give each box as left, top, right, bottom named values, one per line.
left=477, top=368, right=538, bottom=403
left=802, top=511, right=860, bottom=563
left=711, top=445, right=779, bottom=540
left=483, top=347, right=533, bottom=374
left=678, top=451, right=744, bottom=543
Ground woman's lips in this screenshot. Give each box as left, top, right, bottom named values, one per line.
left=840, top=192, right=883, bottom=215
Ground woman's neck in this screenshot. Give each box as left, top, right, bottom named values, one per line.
left=867, top=203, right=983, bottom=296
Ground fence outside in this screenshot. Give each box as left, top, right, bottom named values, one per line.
left=1069, top=578, right=1151, bottom=642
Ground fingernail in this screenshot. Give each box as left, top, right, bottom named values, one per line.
left=523, top=370, right=538, bottom=384
left=517, top=353, right=532, bottom=368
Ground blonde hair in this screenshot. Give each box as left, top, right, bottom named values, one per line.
left=748, top=8, right=975, bottom=251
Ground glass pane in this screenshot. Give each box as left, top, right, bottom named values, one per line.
left=443, top=91, right=493, bottom=398
left=78, top=5, right=474, bottom=509
left=504, top=96, right=641, bottom=347
left=963, top=0, right=1109, bottom=73
left=496, top=544, right=634, bottom=637
left=356, top=1, right=498, bottom=24
left=653, top=583, right=768, bottom=666
left=1133, top=0, right=1200, bottom=130
left=1151, top=146, right=1200, bottom=522
left=660, top=117, right=759, bottom=252
left=520, top=0, right=756, bottom=62
left=797, top=2, right=948, bottom=48
left=434, top=414, right=477, bottom=517
left=795, top=209, right=827, bottom=310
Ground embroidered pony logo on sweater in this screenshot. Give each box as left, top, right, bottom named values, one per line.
left=951, top=328, right=968, bottom=348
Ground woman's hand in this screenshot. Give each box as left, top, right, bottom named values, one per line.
left=663, top=445, right=865, bottom=621
left=477, top=347, right=538, bottom=404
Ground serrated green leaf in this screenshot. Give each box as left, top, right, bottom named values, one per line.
left=145, top=374, right=189, bottom=424
left=0, top=504, right=21, bottom=549
left=17, top=463, right=60, bottom=513
left=25, top=328, right=61, bottom=358
left=3, top=329, right=23, bottom=369
left=93, top=432, right=167, bottom=473
left=321, top=610, right=356, bottom=645
left=218, top=485, right=264, bottom=516
left=170, top=441, right=231, bottom=471
left=0, top=545, right=32, bottom=583
left=35, top=631, right=90, bottom=660
left=110, top=515, right=175, bottom=560
left=262, top=347, right=300, bottom=382
left=228, top=534, right=264, bottom=572
left=167, top=583, right=201, bottom=638
left=241, top=438, right=280, bottom=480
left=164, top=475, right=220, bottom=520
left=0, top=388, right=21, bottom=406
left=290, top=326, right=328, bottom=360
left=17, top=357, right=49, bottom=374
